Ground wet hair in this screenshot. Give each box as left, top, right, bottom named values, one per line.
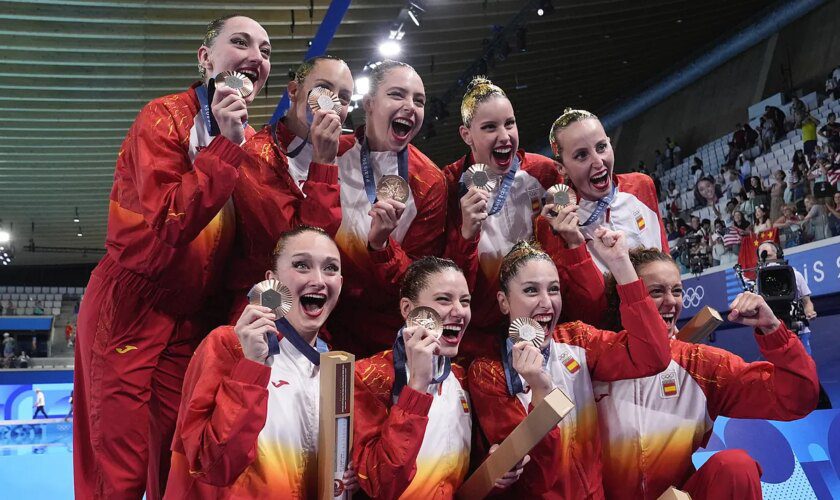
left=400, top=256, right=463, bottom=301
left=292, top=55, right=346, bottom=85
left=604, top=248, right=677, bottom=331
left=499, top=241, right=554, bottom=294
left=548, top=108, right=598, bottom=158
left=270, top=225, right=333, bottom=268
left=368, top=60, right=415, bottom=96
left=202, top=14, right=243, bottom=47
left=460, top=76, right=507, bottom=127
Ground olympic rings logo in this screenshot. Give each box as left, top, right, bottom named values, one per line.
left=682, top=286, right=705, bottom=308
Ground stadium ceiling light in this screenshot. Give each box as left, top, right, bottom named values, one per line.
left=73, top=206, right=80, bottom=223
left=0, top=231, right=9, bottom=244
left=379, top=40, right=402, bottom=57
left=354, top=76, right=371, bottom=96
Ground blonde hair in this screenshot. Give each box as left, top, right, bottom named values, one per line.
left=460, top=76, right=507, bottom=127
left=548, top=108, right=597, bottom=158
left=292, top=55, right=345, bottom=85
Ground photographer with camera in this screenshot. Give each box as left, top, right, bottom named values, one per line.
left=756, top=241, right=817, bottom=354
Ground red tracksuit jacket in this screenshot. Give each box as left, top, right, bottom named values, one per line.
left=102, top=82, right=253, bottom=316
left=442, top=151, right=605, bottom=359
left=594, top=324, right=819, bottom=499
left=327, top=131, right=448, bottom=355
left=468, top=279, right=671, bottom=499
left=225, top=121, right=355, bottom=320
left=353, top=350, right=472, bottom=499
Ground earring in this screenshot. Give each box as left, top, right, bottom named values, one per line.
left=198, top=63, right=207, bottom=79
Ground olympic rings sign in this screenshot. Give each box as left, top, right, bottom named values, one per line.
left=682, top=286, right=705, bottom=308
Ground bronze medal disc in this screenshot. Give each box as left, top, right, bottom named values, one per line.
left=546, top=184, right=577, bottom=209
left=406, top=306, right=443, bottom=339
left=218, top=70, right=254, bottom=98
left=464, top=163, right=499, bottom=192
left=376, top=175, right=410, bottom=203
left=308, top=86, right=343, bottom=114
left=508, top=317, right=546, bottom=348
left=247, top=279, right=293, bottom=318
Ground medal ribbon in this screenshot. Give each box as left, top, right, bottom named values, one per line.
left=269, top=317, right=328, bottom=365
left=487, top=155, right=520, bottom=216
left=580, top=184, right=617, bottom=227
left=500, top=337, right=550, bottom=396
left=360, top=138, right=409, bottom=205
left=194, top=84, right=217, bottom=136
left=270, top=121, right=309, bottom=159
left=391, top=328, right=451, bottom=399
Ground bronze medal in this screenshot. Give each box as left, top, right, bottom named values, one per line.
left=308, top=86, right=343, bottom=114
left=508, top=317, right=546, bottom=348
left=247, top=279, right=293, bottom=318
left=218, top=70, right=254, bottom=98
left=464, top=163, right=499, bottom=192
left=376, top=175, right=410, bottom=203
left=406, top=306, right=443, bottom=339
left=546, top=184, right=577, bottom=209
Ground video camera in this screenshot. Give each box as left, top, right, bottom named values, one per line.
left=733, top=247, right=808, bottom=331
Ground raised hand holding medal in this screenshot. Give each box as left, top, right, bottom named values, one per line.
left=305, top=86, right=344, bottom=164
left=459, top=163, right=496, bottom=240
left=541, top=184, right=586, bottom=248
left=234, top=279, right=293, bottom=364
left=403, top=306, right=444, bottom=392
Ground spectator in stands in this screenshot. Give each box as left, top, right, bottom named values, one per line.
left=666, top=181, right=681, bottom=215
left=826, top=72, right=839, bottom=101
left=691, top=157, right=704, bottom=182
left=801, top=114, right=819, bottom=159
left=732, top=210, right=752, bottom=232
left=827, top=192, right=840, bottom=236
left=65, top=322, right=74, bottom=347
left=789, top=163, right=809, bottom=204
left=788, top=97, right=807, bottom=129
left=665, top=219, right=680, bottom=241
left=654, top=149, right=664, bottom=173
left=819, top=112, right=840, bottom=152
left=774, top=204, right=803, bottom=247
left=759, top=116, right=776, bottom=153
left=743, top=123, right=759, bottom=150
left=3, top=332, right=15, bottom=368
left=765, top=105, right=786, bottom=138
left=722, top=169, right=743, bottom=198
left=723, top=199, right=737, bottom=224
left=736, top=191, right=755, bottom=219
left=17, top=350, right=29, bottom=369
left=670, top=138, right=682, bottom=165
left=664, top=138, right=674, bottom=169
left=770, top=170, right=786, bottom=221
left=693, top=176, right=722, bottom=210
left=687, top=215, right=704, bottom=237
left=731, top=123, right=746, bottom=152
left=33, top=389, right=48, bottom=419
left=33, top=300, right=44, bottom=316
left=5, top=300, right=15, bottom=316
left=754, top=204, right=772, bottom=233
left=711, top=219, right=737, bottom=266
left=810, top=155, right=833, bottom=200
left=801, top=195, right=828, bottom=242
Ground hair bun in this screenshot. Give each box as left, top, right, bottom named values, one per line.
left=466, top=75, right=494, bottom=93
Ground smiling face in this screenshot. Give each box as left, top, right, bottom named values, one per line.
left=637, top=260, right=683, bottom=337
left=497, top=259, right=562, bottom=348
left=459, top=96, right=518, bottom=175
left=697, top=179, right=716, bottom=202
left=554, top=118, right=614, bottom=201
left=288, top=58, right=353, bottom=135
left=363, top=66, right=425, bottom=152
left=399, top=268, right=471, bottom=358
left=266, top=231, right=342, bottom=339
left=197, top=16, right=271, bottom=104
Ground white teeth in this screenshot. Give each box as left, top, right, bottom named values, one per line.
left=442, top=325, right=461, bottom=332
left=534, top=315, right=552, bottom=322
left=302, top=293, right=326, bottom=299
left=238, top=69, right=258, bottom=82
left=494, top=147, right=512, bottom=154
left=393, top=118, right=412, bottom=127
